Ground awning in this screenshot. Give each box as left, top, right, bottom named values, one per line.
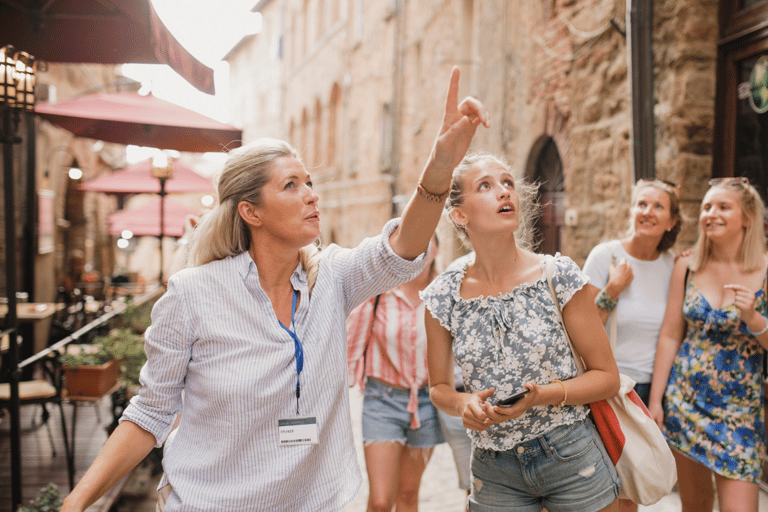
left=35, top=92, right=241, bottom=153
left=1, top=0, right=215, bottom=94
left=107, top=197, right=199, bottom=237
left=80, top=159, right=215, bottom=195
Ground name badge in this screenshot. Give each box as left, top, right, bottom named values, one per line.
left=278, top=417, right=319, bottom=445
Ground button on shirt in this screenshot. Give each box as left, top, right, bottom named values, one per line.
left=121, top=219, right=427, bottom=512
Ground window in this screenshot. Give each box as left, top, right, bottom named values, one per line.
left=354, top=0, right=364, bottom=45
left=301, top=108, right=308, bottom=160
left=317, top=0, right=325, bottom=39
left=328, top=83, right=341, bottom=166
left=380, top=103, right=393, bottom=172
left=314, top=98, right=323, bottom=167
left=348, top=119, right=359, bottom=177
left=714, top=0, right=768, bottom=207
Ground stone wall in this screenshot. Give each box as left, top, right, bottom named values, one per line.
left=654, top=0, right=719, bottom=250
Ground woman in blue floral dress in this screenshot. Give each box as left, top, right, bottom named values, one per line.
left=649, top=177, right=768, bottom=512
left=422, top=152, right=621, bottom=511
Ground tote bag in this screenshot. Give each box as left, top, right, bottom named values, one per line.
left=545, top=257, right=677, bottom=506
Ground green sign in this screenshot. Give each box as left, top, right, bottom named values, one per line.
left=749, top=55, right=768, bottom=114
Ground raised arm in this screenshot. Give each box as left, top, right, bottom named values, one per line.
left=584, top=256, right=633, bottom=325
left=389, top=66, right=489, bottom=260
left=648, top=257, right=689, bottom=427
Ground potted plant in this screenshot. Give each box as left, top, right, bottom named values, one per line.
left=18, top=483, right=62, bottom=512
left=60, top=328, right=146, bottom=397
left=118, top=299, right=153, bottom=335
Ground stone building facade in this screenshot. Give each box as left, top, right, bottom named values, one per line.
left=227, top=0, right=764, bottom=271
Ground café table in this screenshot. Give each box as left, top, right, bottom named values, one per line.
left=1, top=303, right=65, bottom=378
left=0, top=302, right=64, bottom=322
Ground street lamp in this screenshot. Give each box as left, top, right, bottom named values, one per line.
left=152, top=152, right=174, bottom=285
left=1, top=44, right=36, bottom=510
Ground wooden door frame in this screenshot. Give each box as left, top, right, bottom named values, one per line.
left=713, top=1, right=768, bottom=177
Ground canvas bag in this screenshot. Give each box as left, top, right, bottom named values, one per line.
left=545, top=257, right=677, bottom=506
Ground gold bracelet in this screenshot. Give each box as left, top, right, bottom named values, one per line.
left=417, top=182, right=449, bottom=203
left=553, top=379, right=567, bottom=407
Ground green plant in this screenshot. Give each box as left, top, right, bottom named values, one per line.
left=60, top=328, right=146, bottom=388
left=120, top=299, right=153, bottom=334
left=101, top=328, right=146, bottom=388
left=18, top=483, right=62, bottom=512
left=59, top=345, right=111, bottom=367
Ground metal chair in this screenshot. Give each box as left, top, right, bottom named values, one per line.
left=0, top=351, right=73, bottom=488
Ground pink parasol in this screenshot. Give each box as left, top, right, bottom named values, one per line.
left=107, top=197, right=199, bottom=237
left=35, top=92, right=241, bottom=153
left=80, top=159, right=215, bottom=195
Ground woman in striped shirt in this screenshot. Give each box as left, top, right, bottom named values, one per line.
left=60, top=67, right=489, bottom=512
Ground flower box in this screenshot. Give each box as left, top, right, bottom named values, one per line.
left=63, top=359, right=121, bottom=398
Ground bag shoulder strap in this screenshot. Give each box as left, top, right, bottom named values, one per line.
left=545, top=257, right=586, bottom=375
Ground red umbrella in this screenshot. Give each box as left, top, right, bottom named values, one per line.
left=1, top=0, right=215, bottom=94
left=107, top=197, right=199, bottom=237
left=80, top=159, right=214, bottom=195
left=35, top=92, right=241, bottom=152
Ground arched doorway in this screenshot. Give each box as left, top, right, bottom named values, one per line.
left=527, top=136, right=564, bottom=255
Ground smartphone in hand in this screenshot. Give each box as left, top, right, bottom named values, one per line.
left=495, top=389, right=530, bottom=407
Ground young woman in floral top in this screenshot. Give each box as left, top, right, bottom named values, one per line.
left=422, top=152, right=621, bottom=512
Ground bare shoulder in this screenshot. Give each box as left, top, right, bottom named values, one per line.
left=672, top=254, right=691, bottom=273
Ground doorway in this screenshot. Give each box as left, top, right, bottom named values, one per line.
left=527, top=136, right=564, bottom=256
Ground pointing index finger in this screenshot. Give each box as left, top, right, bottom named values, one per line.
left=444, top=66, right=460, bottom=116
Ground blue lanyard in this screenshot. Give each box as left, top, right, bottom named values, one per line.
left=278, top=290, right=303, bottom=414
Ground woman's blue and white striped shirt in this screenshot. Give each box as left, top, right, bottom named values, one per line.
left=121, top=219, right=427, bottom=511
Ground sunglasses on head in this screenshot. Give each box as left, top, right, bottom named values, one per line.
left=709, top=177, right=749, bottom=186
left=638, top=178, right=681, bottom=198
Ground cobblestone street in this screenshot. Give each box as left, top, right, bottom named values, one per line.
left=341, top=389, right=468, bottom=512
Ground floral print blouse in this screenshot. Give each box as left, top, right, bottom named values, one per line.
left=421, top=254, right=590, bottom=451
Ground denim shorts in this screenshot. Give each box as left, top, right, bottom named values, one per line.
left=361, top=378, right=445, bottom=448
left=468, top=419, right=620, bottom=512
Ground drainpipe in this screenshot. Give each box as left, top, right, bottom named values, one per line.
left=390, top=0, right=405, bottom=217
left=627, top=0, right=655, bottom=181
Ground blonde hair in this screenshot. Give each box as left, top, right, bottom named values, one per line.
left=689, top=180, right=767, bottom=272
left=189, top=138, right=321, bottom=291
left=445, top=152, right=540, bottom=250
left=628, top=180, right=682, bottom=253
